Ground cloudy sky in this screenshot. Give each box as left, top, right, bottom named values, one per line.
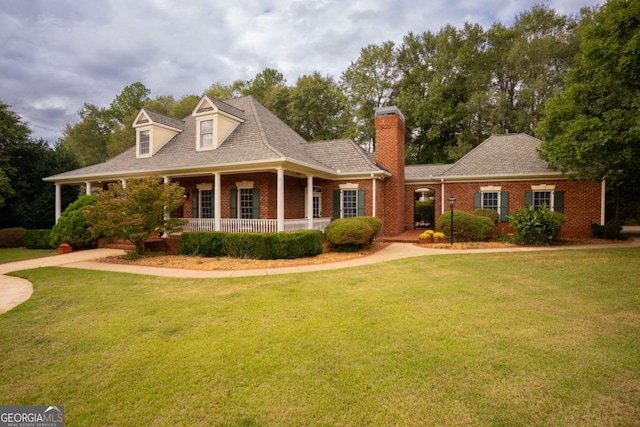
left=1, top=0, right=601, bottom=143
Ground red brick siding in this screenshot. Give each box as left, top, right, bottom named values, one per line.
left=405, top=179, right=602, bottom=239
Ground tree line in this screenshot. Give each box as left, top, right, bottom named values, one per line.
left=62, top=5, right=583, bottom=165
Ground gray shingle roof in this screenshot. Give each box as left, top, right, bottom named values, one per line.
left=440, top=133, right=554, bottom=177
left=405, top=164, right=453, bottom=180
left=45, top=96, right=383, bottom=182
left=141, top=109, right=185, bottom=130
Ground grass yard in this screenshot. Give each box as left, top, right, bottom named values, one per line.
left=0, top=248, right=57, bottom=264
left=1, top=248, right=639, bottom=426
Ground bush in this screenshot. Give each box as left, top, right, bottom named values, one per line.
left=436, top=211, right=494, bottom=242
left=415, top=200, right=435, bottom=225
left=23, top=229, right=53, bottom=249
left=473, top=208, right=500, bottom=225
left=50, top=195, right=98, bottom=250
left=0, top=227, right=27, bottom=248
left=179, top=232, right=227, bottom=257
left=179, top=230, right=323, bottom=260
left=508, top=205, right=565, bottom=245
left=356, top=216, right=382, bottom=243
left=325, top=218, right=375, bottom=252
left=591, top=221, right=624, bottom=240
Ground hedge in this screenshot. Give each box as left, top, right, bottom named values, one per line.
left=179, top=230, right=323, bottom=260
left=23, top=229, right=54, bottom=249
left=437, top=210, right=494, bottom=242
left=0, top=228, right=27, bottom=248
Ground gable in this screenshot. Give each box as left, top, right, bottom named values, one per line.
left=191, top=96, right=245, bottom=151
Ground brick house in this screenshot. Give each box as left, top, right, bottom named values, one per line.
left=44, top=95, right=604, bottom=238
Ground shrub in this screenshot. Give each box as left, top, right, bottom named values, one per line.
left=50, top=195, right=98, bottom=250
left=356, top=216, right=382, bottom=242
left=179, top=230, right=323, bottom=259
left=415, top=200, right=435, bottom=225
left=437, top=210, right=494, bottom=242
left=0, top=227, right=27, bottom=248
left=324, top=218, right=375, bottom=252
left=23, top=229, right=53, bottom=249
left=591, top=221, right=624, bottom=240
left=473, top=208, right=500, bottom=225
left=508, top=205, right=565, bottom=245
left=179, top=232, right=226, bottom=257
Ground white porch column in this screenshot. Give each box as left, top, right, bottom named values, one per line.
left=55, top=183, right=62, bottom=224
left=372, top=175, right=377, bottom=217
left=121, top=179, right=127, bottom=189
left=214, top=172, right=221, bottom=231
left=85, top=181, right=92, bottom=196
left=277, top=167, right=285, bottom=232
left=307, top=175, right=314, bottom=230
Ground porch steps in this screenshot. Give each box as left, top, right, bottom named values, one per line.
left=98, top=236, right=181, bottom=253
left=377, top=230, right=421, bottom=243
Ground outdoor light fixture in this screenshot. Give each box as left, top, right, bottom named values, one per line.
left=448, top=195, right=456, bottom=245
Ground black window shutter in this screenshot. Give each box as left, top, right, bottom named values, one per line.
left=473, top=192, right=481, bottom=210
left=333, top=190, right=340, bottom=219
left=252, top=188, right=260, bottom=219
left=524, top=191, right=533, bottom=206
left=230, top=188, right=237, bottom=218
left=191, top=189, right=198, bottom=218
left=357, top=190, right=366, bottom=216
left=554, top=191, right=564, bottom=213
left=500, top=192, right=509, bottom=222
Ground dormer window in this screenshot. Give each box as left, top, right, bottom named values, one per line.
left=200, top=119, right=214, bottom=149
left=139, top=130, right=150, bottom=155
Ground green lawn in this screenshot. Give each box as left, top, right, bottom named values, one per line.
left=1, top=248, right=639, bottom=426
left=0, top=248, right=57, bottom=264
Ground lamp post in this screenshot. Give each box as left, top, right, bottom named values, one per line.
left=448, top=195, right=456, bottom=245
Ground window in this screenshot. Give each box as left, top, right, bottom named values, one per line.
left=482, top=192, right=499, bottom=211
left=239, top=188, right=253, bottom=219
left=533, top=191, right=551, bottom=210
left=200, top=119, right=213, bottom=148
left=333, top=187, right=364, bottom=219
left=474, top=189, right=509, bottom=222
left=139, top=130, right=150, bottom=155
left=342, top=190, right=358, bottom=218
left=306, top=186, right=322, bottom=218
left=200, top=189, right=212, bottom=218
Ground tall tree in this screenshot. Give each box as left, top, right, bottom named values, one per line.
left=0, top=100, right=30, bottom=207
left=536, top=0, right=640, bottom=217
left=169, top=95, right=200, bottom=119
left=287, top=72, right=350, bottom=141
left=341, top=41, right=400, bottom=150
left=60, top=103, right=110, bottom=166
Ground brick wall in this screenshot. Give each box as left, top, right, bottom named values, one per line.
left=405, top=179, right=602, bottom=239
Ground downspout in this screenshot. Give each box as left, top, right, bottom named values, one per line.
left=440, top=178, right=445, bottom=215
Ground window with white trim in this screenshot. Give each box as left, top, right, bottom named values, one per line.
left=482, top=192, right=499, bottom=211
left=139, top=130, right=150, bottom=155
left=533, top=191, right=552, bottom=210
left=200, top=119, right=214, bottom=149
left=342, top=190, right=358, bottom=218
left=239, top=188, right=253, bottom=219
left=200, top=189, right=213, bottom=218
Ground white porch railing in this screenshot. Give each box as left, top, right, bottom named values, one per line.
left=180, top=217, right=332, bottom=233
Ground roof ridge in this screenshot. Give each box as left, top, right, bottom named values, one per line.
left=244, top=96, right=285, bottom=158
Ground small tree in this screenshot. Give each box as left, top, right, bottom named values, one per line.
left=85, top=177, right=186, bottom=253
left=50, top=195, right=97, bottom=249
left=508, top=205, right=565, bottom=245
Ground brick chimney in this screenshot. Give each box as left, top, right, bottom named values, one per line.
left=375, top=106, right=406, bottom=236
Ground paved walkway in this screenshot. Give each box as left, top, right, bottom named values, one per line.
left=1, top=229, right=639, bottom=314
